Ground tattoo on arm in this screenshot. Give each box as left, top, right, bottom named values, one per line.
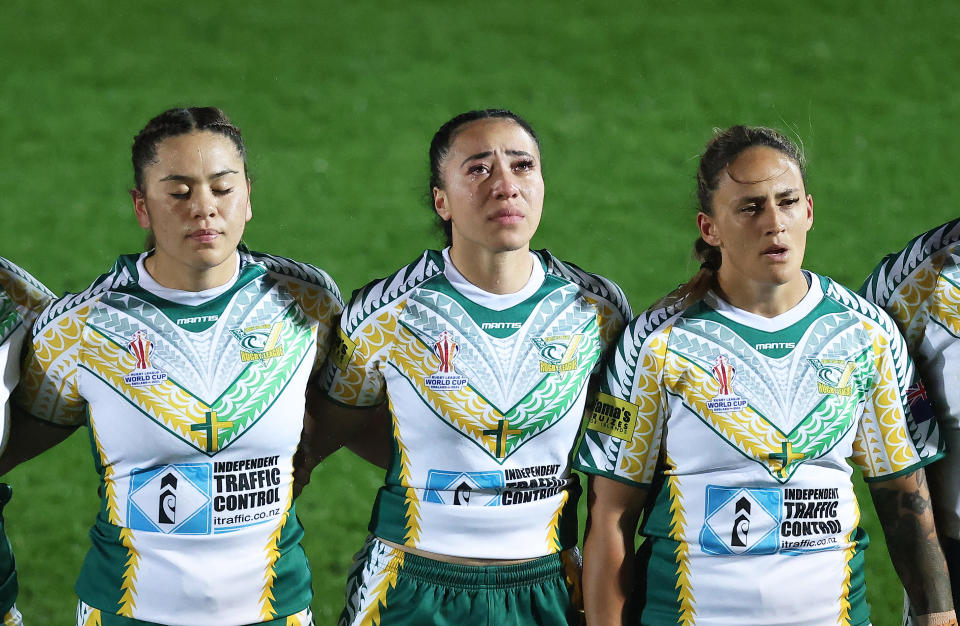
left=870, top=470, right=954, bottom=615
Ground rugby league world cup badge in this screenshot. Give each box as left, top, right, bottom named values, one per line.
left=706, top=354, right=748, bottom=413
left=425, top=330, right=468, bottom=391
left=124, top=330, right=168, bottom=388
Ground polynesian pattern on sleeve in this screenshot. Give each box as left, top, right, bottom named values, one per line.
left=242, top=249, right=344, bottom=370
left=860, top=217, right=960, bottom=351
left=827, top=278, right=943, bottom=462
left=321, top=251, right=443, bottom=404
left=539, top=250, right=632, bottom=344
left=76, top=278, right=316, bottom=455
left=393, top=283, right=601, bottom=461
left=577, top=303, right=682, bottom=484
left=17, top=261, right=136, bottom=425
left=0, top=256, right=54, bottom=327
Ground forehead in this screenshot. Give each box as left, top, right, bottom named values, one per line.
left=448, top=118, right=539, bottom=158
left=148, top=131, right=244, bottom=177
left=717, top=146, right=803, bottom=195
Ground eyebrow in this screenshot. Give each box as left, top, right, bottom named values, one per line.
left=158, top=169, right=240, bottom=183
left=737, top=189, right=800, bottom=204
left=460, top=150, right=533, bottom=167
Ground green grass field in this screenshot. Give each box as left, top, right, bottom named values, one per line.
left=2, top=0, right=959, bottom=622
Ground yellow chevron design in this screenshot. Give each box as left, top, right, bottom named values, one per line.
left=584, top=295, right=623, bottom=346
left=0, top=267, right=51, bottom=320
left=359, top=549, right=404, bottom=626
left=545, top=488, right=569, bottom=552
left=389, top=395, right=422, bottom=546
left=283, top=281, right=341, bottom=370
left=259, top=488, right=294, bottom=620
left=850, top=322, right=918, bottom=477
left=618, top=332, right=669, bottom=482
left=662, top=351, right=800, bottom=478
left=838, top=497, right=862, bottom=625
left=18, top=305, right=89, bottom=426
left=90, top=419, right=139, bottom=616
left=886, top=253, right=944, bottom=350
left=79, top=606, right=102, bottom=626
left=284, top=608, right=311, bottom=626
left=391, top=326, right=507, bottom=458
left=329, top=308, right=398, bottom=405
left=664, top=456, right=695, bottom=625
left=83, top=332, right=209, bottom=449
left=931, top=265, right=960, bottom=340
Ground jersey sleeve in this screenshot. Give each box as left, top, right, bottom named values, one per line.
left=850, top=317, right=944, bottom=481
left=575, top=308, right=674, bottom=486
left=317, top=292, right=394, bottom=408
left=13, top=297, right=90, bottom=426
left=0, top=257, right=54, bottom=324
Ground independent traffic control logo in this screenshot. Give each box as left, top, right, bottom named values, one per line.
left=127, top=463, right=212, bottom=535
left=423, top=469, right=504, bottom=506
left=700, top=484, right=781, bottom=555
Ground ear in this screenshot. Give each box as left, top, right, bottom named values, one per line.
left=245, top=178, right=253, bottom=223
left=131, top=189, right=151, bottom=229
left=697, top=212, right=721, bottom=247
left=805, top=194, right=814, bottom=231
left=433, top=187, right=451, bottom=222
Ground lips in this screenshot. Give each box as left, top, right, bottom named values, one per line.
left=490, top=209, right=524, bottom=224
left=188, top=229, right=221, bottom=243
left=762, top=244, right=789, bottom=260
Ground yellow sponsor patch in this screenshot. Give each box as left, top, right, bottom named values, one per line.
left=332, top=327, right=357, bottom=371
left=586, top=392, right=639, bottom=442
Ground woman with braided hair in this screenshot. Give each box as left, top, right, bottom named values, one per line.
left=3, top=107, right=342, bottom=625
left=577, top=125, right=956, bottom=625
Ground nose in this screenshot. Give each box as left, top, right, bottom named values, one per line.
left=763, top=202, right=786, bottom=235
left=490, top=166, right=520, bottom=200
left=190, top=186, right=218, bottom=219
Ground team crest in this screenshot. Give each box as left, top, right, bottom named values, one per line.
left=532, top=334, right=584, bottom=373
left=425, top=330, right=468, bottom=391
left=231, top=322, right=285, bottom=363
left=808, top=358, right=856, bottom=396
left=123, top=330, right=168, bottom=388
left=706, top=355, right=748, bottom=413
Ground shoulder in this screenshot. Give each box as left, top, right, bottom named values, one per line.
left=821, top=273, right=907, bottom=359
left=0, top=256, right=54, bottom=322
left=537, top=250, right=632, bottom=321
left=340, top=250, right=444, bottom=334
left=241, top=249, right=342, bottom=300
left=860, top=217, right=960, bottom=306
left=33, top=255, right=138, bottom=333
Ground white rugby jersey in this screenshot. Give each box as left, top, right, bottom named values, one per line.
left=15, top=249, right=341, bottom=626
left=0, top=257, right=52, bottom=454
left=861, top=217, right=960, bottom=541
left=576, top=273, right=942, bottom=626
left=319, top=249, right=630, bottom=559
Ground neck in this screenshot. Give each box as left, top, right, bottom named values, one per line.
left=144, top=251, right=238, bottom=292
left=447, top=244, right=533, bottom=295
left=714, top=271, right=809, bottom=318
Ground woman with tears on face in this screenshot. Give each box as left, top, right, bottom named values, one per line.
left=3, top=106, right=343, bottom=625
left=576, top=125, right=956, bottom=626
left=300, top=109, right=632, bottom=625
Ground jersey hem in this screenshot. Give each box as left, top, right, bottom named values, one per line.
left=862, top=451, right=945, bottom=482
left=573, top=464, right=649, bottom=489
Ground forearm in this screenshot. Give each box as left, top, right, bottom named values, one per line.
left=870, top=469, right=955, bottom=616
left=0, top=407, right=77, bottom=476
left=582, top=520, right=634, bottom=625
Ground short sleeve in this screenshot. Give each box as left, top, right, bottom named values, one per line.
left=850, top=321, right=944, bottom=481
left=575, top=315, right=670, bottom=486
left=14, top=301, right=89, bottom=426
left=317, top=303, right=395, bottom=408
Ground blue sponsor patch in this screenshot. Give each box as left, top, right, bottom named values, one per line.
left=128, top=463, right=212, bottom=534
left=700, top=485, right=781, bottom=556
left=424, top=469, right=504, bottom=506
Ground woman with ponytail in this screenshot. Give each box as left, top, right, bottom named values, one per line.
left=576, top=126, right=955, bottom=625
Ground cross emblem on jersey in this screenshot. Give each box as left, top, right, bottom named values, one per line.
left=767, top=441, right=806, bottom=478
left=191, top=411, right=235, bottom=453
left=482, top=419, right=524, bottom=458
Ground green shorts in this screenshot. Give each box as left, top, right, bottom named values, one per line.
left=75, top=601, right=313, bottom=626
left=339, top=536, right=582, bottom=626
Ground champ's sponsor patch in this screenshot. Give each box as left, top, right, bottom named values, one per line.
left=332, top=326, right=357, bottom=371
left=586, top=392, right=639, bottom=441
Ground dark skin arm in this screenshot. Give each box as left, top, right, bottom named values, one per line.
left=0, top=405, right=77, bottom=477
left=292, top=385, right=391, bottom=497
left=869, top=468, right=957, bottom=624
left=582, top=474, right=647, bottom=626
